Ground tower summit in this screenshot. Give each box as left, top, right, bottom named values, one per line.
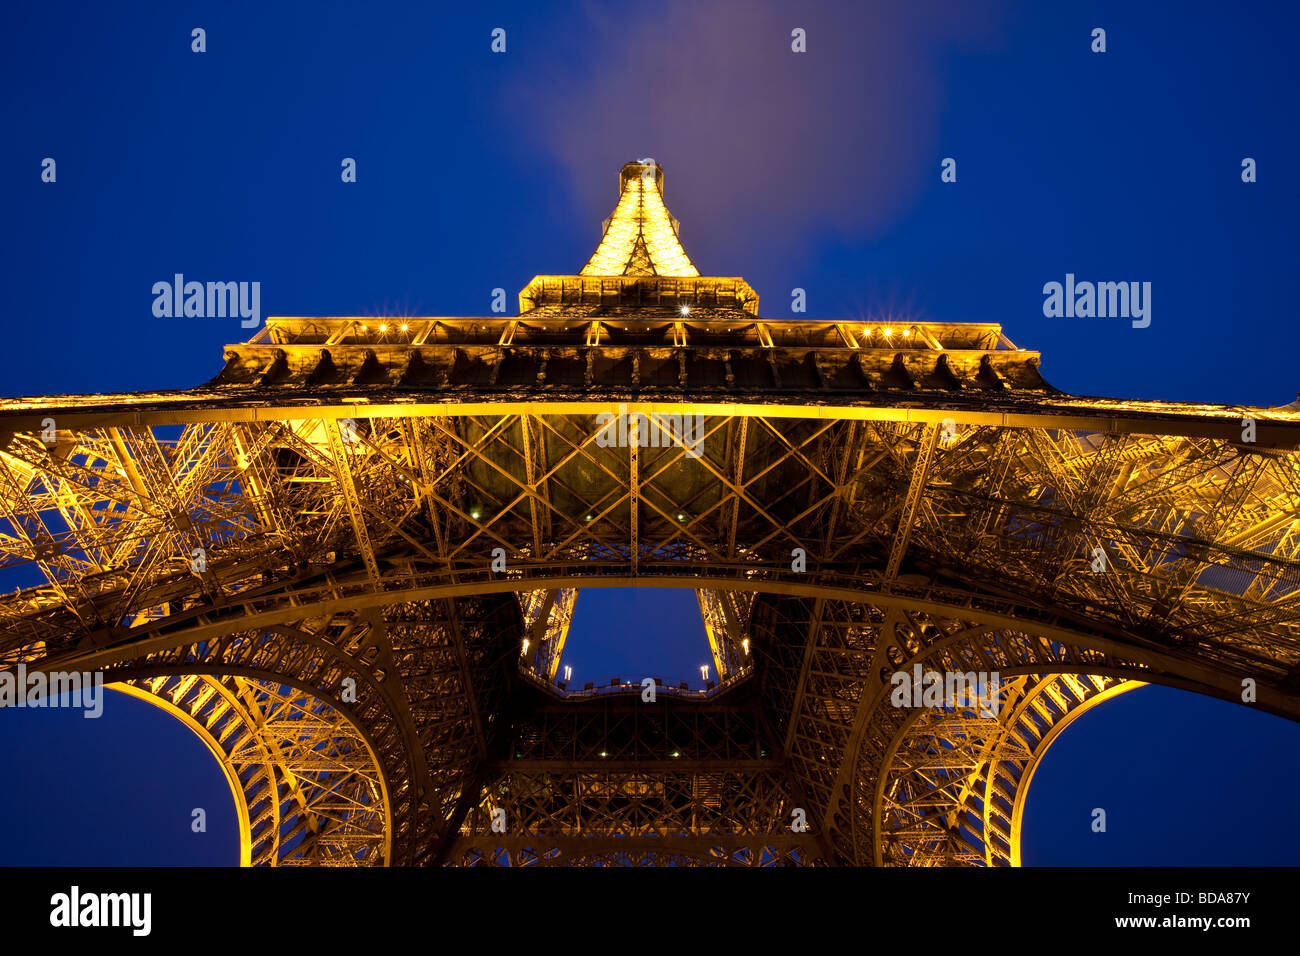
left=582, top=161, right=698, bottom=277
left=516, top=157, right=759, bottom=321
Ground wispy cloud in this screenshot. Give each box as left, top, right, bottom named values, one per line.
left=505, top=0, right=1004, bottom=273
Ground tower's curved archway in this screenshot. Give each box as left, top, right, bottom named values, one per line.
left=114, top=676, right=390, bottom=866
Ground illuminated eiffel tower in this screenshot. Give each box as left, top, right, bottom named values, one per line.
left=3, top=161, right=1299, bottom=866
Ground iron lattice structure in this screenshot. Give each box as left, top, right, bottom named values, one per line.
left=2, top=161, right=1299, bottom=866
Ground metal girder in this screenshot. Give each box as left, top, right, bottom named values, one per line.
left=4, top=161, right=1300, bottom=866
left=884, top=422, right=939, bottom=584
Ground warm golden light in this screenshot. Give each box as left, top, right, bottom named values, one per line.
left=9, top=157, right=1287, bottom=874
left=581, top=163, right=699, bottom=277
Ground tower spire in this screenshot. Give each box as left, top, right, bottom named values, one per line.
left=581, top=160, right=699, bottom=277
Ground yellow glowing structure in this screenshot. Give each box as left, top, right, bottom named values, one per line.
left=581, top=162, right=699, bottom=277
left=4, top=159, right=1300, bottom=869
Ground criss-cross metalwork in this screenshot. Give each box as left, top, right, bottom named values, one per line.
left=2, top=161, right=1298, bottom=865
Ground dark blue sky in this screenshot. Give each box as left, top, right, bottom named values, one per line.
left=2, top=0, right=1298, bottom=864
left=561, top=589, right=716, bottom=687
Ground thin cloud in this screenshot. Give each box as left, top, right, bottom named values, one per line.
left=504, top=0, right=1005, bottom=274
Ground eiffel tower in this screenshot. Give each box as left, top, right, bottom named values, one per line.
left=3, top=160, right=1299, bottom=867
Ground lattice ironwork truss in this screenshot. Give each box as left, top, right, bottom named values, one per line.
left=2, top=161, right=1299, bottom=865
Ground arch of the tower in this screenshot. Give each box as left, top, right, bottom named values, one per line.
left=38, top=593, right=522, bottom=866
left=112, top=675, right=390, bottom=866
left=36, top=569, right=1295, bottom=867
left=748, top=589, right=1297, bottom=867
left=875, top=672, right=1141, bottom=867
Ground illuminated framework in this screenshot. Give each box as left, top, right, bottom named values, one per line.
left=2, top=161, right=1300, bottom=866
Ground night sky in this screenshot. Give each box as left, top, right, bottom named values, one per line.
left=2, top=0, right=1297, bottom=865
